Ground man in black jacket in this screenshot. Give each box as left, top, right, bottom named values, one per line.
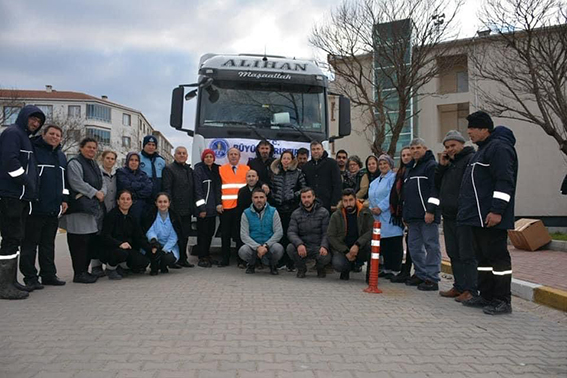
left=302, top=141, right=342, bottom=213
left=248, top=140, right=275, bottom=188
left=162, top=146, right=195, bottom=268
left=0, top=105, right=45, bottom=300
left=458, top=111, right=518, bottom=315
left=286, top=188, right=330, bottom=278
left=435, top=130, right=476, bottom=302
left=20, top=125, right=68, bottom=290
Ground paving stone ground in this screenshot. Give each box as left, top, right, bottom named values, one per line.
left=1, top=234, right=566, bottom=378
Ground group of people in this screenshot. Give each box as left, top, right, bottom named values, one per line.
left=0, top=106, right=518, bottom=315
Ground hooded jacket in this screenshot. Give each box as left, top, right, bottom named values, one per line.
left=269, top=157, right=306, bottom=212
left=402, top=150, right=440, bottom=224
left=0, top=105, right=45, bottom=201
left=434, top=146, right=475, bottom=219
left=162, top=160, right=195, bottom=217
left=287, top=200, right=330, bottom=252
left=116, top=152, right=153, bottom=201
left=302, top=151, right=342, bottom=210
left=193, top=161, right=222, bottom=217
left=327, top=199, right=374, bottom=254
left=248, top=142, right=275, bottom=187
left=31, top=135, right=68, bottom=216
left=458, top=126, right=518, bottom=230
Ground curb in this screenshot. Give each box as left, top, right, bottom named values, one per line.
left=441, top=260, right=567, bottom=312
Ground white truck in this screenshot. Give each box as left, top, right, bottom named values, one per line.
left=170, top=53, right=351, bottom=164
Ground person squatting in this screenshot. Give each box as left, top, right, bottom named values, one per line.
left=0, top=109, right=517, bottom=315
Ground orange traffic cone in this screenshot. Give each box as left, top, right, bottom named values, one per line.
left=364, top=221, right=382, bottom=294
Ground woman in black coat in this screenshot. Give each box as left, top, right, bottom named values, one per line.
left=116, top=152, right=152, bottom=224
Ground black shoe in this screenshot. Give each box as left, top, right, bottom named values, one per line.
left=270, top=265, right=279, bottom=275
left=352, top=265, right=363, bottom=273
left=14, top=281, right=34, bottom=292
left=161, top=266, right=169, bottom=274
left=198, top=258, right=212, bottom=268
left=150, top=269, right=159, bottom=276
left=483, top=300, right=512, bottom=315
left=238, top=262, right=247, bottom=269
left=24, top=280, right=44, bottom=291
left=286, top=265, right=296, bottom=272
left=116, top=266, right=131, bottom=277
left=73, top=272, right=98, bottom=284
left=218, top=260, right=229, bottom=267
left=41, top=276, right=66, bottom=286
left=169, top=263, right=182, bottom=269
left=296, top=269, right=306, bottom=278
left=106, top=269, right=122, bottom=280
left=462, top=295, right=492, bottom=308
left=390, top=273, right=409, bottom=283
left=405, top=275, right=424, bottom=286
left=245, top=265, right=255, bottom=274
left=317, top=268, right=326, bottom=278
left=340, top=271, right=350, bottom=280
left=178, top=260, right=194, bottom=268
left=91, top=266, right=106, bottom=278
left=417, top=280, right=439, bottom=291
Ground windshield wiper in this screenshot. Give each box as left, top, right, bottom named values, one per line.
left=204, top=120, right=267, bottom=141
left=274, top=122, right=313, bottom=142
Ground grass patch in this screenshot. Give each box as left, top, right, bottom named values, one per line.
left=550, top=232, right=567, bottom=241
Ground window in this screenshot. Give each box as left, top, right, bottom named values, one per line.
left=68, top=105, right=81, bottom=118
left=86, top=127, right=111, bottom=146
left=456, top=71, right=469, bottom=93
left=3, top=106, right=21, bottom=125
left=438, top=103, right=470, bottom=141
left=35, top=105, right=53, bottom=120
left=86, top=104, right=111, bottom=122
left=122, top=136, right=131, bottom=148
left=122, top=113, right=131, bottom=126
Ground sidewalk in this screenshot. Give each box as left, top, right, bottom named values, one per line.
left=439, top=235, right=567, bottom=311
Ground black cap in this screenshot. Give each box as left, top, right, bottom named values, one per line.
left=467, top=111, right=494, bottom=130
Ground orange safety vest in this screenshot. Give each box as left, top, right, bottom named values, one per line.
left=219, top=164, right=250, bottom=209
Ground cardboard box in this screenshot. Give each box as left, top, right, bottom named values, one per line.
left=508, top=218, right=552, bottom=251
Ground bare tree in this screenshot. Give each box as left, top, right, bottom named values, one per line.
left=0, top=88, right=24, bottom=126
left=49, top=110, right=87, bottom=154
left=472, top=0, right=567, bottom=156
left=310, top=0, right=463, bottom=156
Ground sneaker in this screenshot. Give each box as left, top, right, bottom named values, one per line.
left=296, top=269, right=306, bottom=278
left=405, top=275, right=424, bottom=286
left=417, top=280, right=439, bottom=291
left=286, top=266, right=296, bottom=272
left=439, top=287, right=461, bottom=298
left=245, top=265, right=255, bottom=274
left=455, top=291, right=473, bottom=303
left=340, top=271, right=350, bottom=280
left=73, top=272, right=98, bottom=284
left=91, top=266, right=106, bottom=278
left=462, top=295, right=492, bottom=308
left=106, top=269, right=122, bottom=280
left=483, top=300, right=512, bottom=315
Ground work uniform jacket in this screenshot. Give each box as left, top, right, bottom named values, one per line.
left=402, top=150, right=440, bottom=224
left=193, top=162, right=222, bottom=217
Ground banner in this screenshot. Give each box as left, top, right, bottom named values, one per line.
left=204, top=138, right=310, bottom=165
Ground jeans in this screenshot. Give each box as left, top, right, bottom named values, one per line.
left=443, top=218, right=477, bottom=294
left=331, top=246, right=370, bottom=273
left=286, top=244, right=331, bottom=270
left=407, top=222, right=441, bottom=282
left=238, top=244, right=284, bottom=266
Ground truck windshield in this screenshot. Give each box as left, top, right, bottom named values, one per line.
left=199, top=80, right=325, bottom=132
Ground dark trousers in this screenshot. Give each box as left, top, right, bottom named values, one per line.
left=381, top=235, right=403, bottom=272
left=472, top=227, right=512, bottom=303
left=220, top=208, right=240, bottom=263
left=106, top=248, right=150, bottom=270
left=332, top=246, right=370, bottom=273
left=20, top=215, right=59, bottom=282
left=197, top=216, right=216, bottom=258
left=0, top=197, right=29, bottom=256
left=443, top=218, right=477, bottom=293
left=286, top=244, right=331, bottom=270
left=148, top=250, right=176, bottom=271
left=178, top=215, right=192, bottom=263
left=67, top=233, right=97, bottom=275
left=276, top=210, right=294, bottom=268
left=400, top=231, right=413, bottom=275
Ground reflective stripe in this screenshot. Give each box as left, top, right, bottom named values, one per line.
left=62, top=189, right=70, bottom=195
left=195, top=199, right=206, bottom=207
left=371, top=253, right=380, bottom=259
left=493, top=191, right=511, bottom=202
left=492, top=270, right=513, bottom=276
left=371, top=240, right=380, bottom=247
left=373, top=228, right=381, bottom=235
left=221, top=195, right=238, bottom=200
left=222, top=183, right=246, bottom=189
left=477, top=267, right=493, bottom=271
left=8, top=167, right=25, bottom=177
left=427, top=197, right=440, bottom=206
left=0, top=251, right=19, bottom=260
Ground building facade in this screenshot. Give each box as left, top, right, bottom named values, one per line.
left=0, top=86, right=173, bottom=164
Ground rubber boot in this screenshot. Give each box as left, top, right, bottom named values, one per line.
left=0, top=253, right=29, bottom=300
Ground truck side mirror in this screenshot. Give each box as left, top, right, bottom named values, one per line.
left=170, top=86, right=184, bottom=129
left=338, top=96, right=351, bottom=137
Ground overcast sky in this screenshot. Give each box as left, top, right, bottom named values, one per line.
left=0, top=0, right=482, bottom=150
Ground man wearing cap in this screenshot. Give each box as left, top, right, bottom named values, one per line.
left=435, top=130, right=477, bottom=303
left=458, top=111, right=518, bottom=315
left=402, top=137, right=442, bottom=291
left=218, top=148, right=250, bottom=267
left=139, top=135, right=166, bottom=202
left=162, top=146, right=195, bottom=268
left=0, top=105, right=45, bottom=300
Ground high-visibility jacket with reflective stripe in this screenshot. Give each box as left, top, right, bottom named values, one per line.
left=219, top=164, right=250, bottom=210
